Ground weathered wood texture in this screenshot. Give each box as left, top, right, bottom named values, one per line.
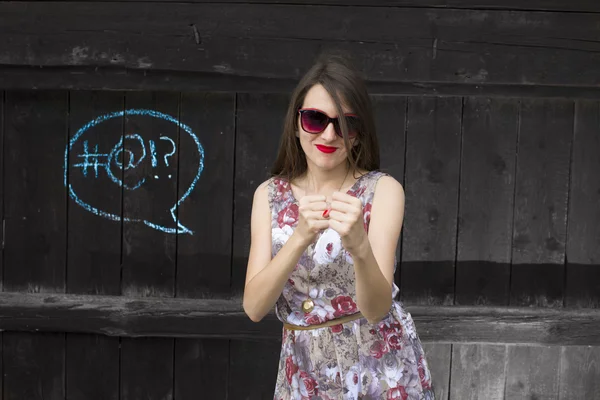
left=2, top=3, right=600, bottom=96
left=455, top=98, right=518, bottom=306
left=450, top=344, right=507, bottom=400
left=6, top=0, right=600, bottom=12
left=0, top=93, right=3, bottom=398
left=566, top=101, right=600, bottom=308
left=3, top=91, right=68, bottom=399
left=177, top=92, right=235, bottom=299
left=66, top=90, right=122, bottom=400
left=175, top=92, right=235, bottom=398
left=0, top=92, right=3, bottom=290
left=559, top=346, right=600, bottom=400
left=422, top=343, right=452, bottom=400
left=401, top=97, right=462, bottom=306
left=0, top=292, right=599, bottom=345
left=505, top=345, right=560, bottom=400
left=231, top=93, right=290, bottom=294
left=372, top=96, right=407, bottom=283
left=510, top=99, right=573, bottom=308
left=119, top=92, right=178, bottom=400
left=0, top=85, right=599, bottom=399
left=5, top=68, right=600, bottom=98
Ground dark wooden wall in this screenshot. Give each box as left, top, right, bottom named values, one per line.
left=1, top=1, right=600, bottom=399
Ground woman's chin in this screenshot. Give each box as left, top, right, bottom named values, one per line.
left=312, top=158, right=346, bottom=171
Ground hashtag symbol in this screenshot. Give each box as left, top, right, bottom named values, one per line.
left=73, top=140, right=110, bottom=178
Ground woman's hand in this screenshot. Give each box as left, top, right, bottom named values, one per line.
left=293, top=195, right=329, bottom=246
left=327, top=191, right=367, bottom=253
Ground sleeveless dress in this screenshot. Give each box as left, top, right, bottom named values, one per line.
left=268, top=170, right=435, bottom=400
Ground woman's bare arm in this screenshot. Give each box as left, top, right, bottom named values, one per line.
left=242, top=181, right=327, bottom=322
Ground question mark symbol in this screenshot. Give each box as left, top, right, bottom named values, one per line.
left=150, top=136, right=176, bottom=179
left=160, top=136, right=176, bottom=167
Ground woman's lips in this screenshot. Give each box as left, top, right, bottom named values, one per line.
left=315, top=145, right=337, bottom=154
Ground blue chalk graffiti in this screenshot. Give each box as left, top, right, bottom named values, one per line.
left=105, top=133, right=147, bottom=190
left=64, top=109, right=204, bottom=235
left=160, top=136, right=176, bottom=167
left=73, top=140, right=107, bottom=178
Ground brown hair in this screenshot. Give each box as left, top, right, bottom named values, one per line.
left=271, top=52, right=380, bottom=181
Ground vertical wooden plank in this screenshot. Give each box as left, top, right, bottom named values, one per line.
left=0, top=90, right=4, bottom=400
left=402, top=97, right=462, bottom=305
left=121, top=337, right=174, bottom=400
left=566, top=101, right=600, bottom=308
left=231, top=93, right=289, bottom=294
left=422, top=343, right=451, bottom=400
left=174, top=93, right=235, bottom=399
left=120, top=92, right=178, bottom=400
left=3, top=91, right=67, bottom=291
left=65, top=91, right=123, bottom=400
left=3, top=333, right=65, bottom=400
left=230, top=93, right=289, bottom=397
left=372, top=95, right=407, bottom=286
left=67, top=90, right=123, bottom=294
left=510, top=99, right=573, bottom=307
left=175, top=339, right=229, bottom=400
left=3, top=91, right=67, bottom=399
left=450, top=344, right=507, bottom=400
left=559, top=346, right=600, bottom=400
left=1, top=90, right=4, bottom=290
left=228, top=340, right=281, bottom=400
left=176, top=92, right=235, bottom=297
left=65, top=333, right=119, bottom=400
left=456, top=98, right=519, bottom=306
left=505, top=345, right=559, bottom=400
left=373, top=96, right=407, bottom=183
left=121, top=91, right=179, bottom=295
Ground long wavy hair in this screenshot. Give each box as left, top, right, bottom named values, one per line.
left=271, top=52, right=380, bottom=181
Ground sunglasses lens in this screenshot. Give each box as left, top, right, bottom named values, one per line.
left=301, top=110, right=328, bottom=133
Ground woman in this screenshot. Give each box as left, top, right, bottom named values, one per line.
left=243, top=53, right=435, bottom=400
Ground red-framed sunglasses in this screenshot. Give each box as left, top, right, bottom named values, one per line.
left=298, top=108, right=360, bottom=138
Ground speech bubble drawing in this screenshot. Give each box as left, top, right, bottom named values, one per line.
left=64, top=109, right=204, bottom=234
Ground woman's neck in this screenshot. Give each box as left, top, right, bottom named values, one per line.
left=302, top=163, right=351, bottom=195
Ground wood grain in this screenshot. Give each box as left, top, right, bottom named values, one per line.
left=402, top=97, right=462, bottom=305
left=504, top=345, right=560, bottom=400
left=65, top=90, right=122, bottom=400
left=0, top=293, right=598, bottom=344
left=566, top=101, right=600, bottom=308
left=2, top=3, right=600, bottom=91
left=450, top=344, right=507, bottom=400
left=510, top=99, right=573, bottom=307
left=455, top=97, right=518, bottom=306
left=559, top=345, right=600, bottom=400
left=2, top=91, right=68, bottom=400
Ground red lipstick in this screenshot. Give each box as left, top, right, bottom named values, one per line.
left=315, top=145, right=337, bottom=154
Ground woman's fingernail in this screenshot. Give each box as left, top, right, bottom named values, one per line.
left=322, top=209, right=330, bottom=218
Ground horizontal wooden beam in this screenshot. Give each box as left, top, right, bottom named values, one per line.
left=0, top=292, right=599, bottom=345
left=2, top=67, right=600, bottom=99
left=5, top=1, right=599, bottom=13
left=2, top=3, right=600, bottom=93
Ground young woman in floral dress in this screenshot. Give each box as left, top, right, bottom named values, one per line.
left=243, top=53, right=435, bottom=400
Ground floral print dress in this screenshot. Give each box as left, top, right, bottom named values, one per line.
left=268, top=170, right=435, bottom=400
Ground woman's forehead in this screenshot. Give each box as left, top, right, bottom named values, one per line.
left=302, top=84, right=352, bottom=116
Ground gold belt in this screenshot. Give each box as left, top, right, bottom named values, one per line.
left=283, top=312, right=364, bottom=331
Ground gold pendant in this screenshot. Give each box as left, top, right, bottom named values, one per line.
left=301, top=299, right=315, bottom=314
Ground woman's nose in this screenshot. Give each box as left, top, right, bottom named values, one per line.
left=320, top=122, right=338, bottom=141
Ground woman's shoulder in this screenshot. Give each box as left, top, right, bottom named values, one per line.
left=370, top=171, right=405, bottom=200
left=357, top=169, right=401, bottom=187
left=254, top=179, right=271, bottom=196
left=358, top=170, right=404, bottom=200
left=254, top=176, right=294, bottom=210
